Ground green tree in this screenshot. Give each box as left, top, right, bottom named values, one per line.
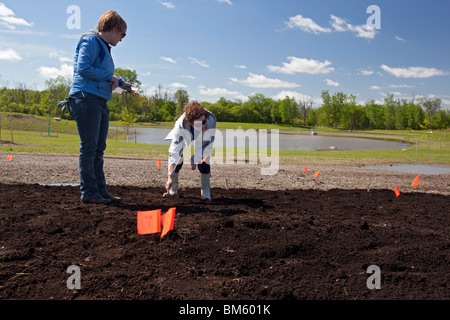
left=320, top=90, right=331, bottom=127
left=330, top=92, right=346, bottom=128
left=45, top=76, right=71, bottom=119
left=365, top=100, right=384, bottom=129
left=114, top=68, right=141, bottom=88
left=279, top=96, right=298, bottom=125
left=384, top=94, right=398, bottom=129
left=174, top=89, right=189, bottom=117
left=418, top=97, right=441, bottom=129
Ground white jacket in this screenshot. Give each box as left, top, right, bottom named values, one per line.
left=164, top=111, right=217, bottom=175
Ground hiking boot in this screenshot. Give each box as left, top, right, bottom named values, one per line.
left=82, top=196, right=111, bottom=204
left=101, top=193, right=121, bottom=202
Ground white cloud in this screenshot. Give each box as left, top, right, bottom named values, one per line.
left=285, top=15, right=332, bottom=34
left=37, top=64, right=73, bottom=78
left=180, top=75, right=196, bottom=80
left=390, top=84, right=414, bottom=88
left=49, top=52, right=71, bottom=63
left=160, top=56, right=176, bottom=64
left=0, top=48, right=21, bottom=61
left=198, top=86, right=241, bottom=97
left=359, top=70, right=374, bottom=76
left=272, top=90, right=321, bottom=105
left=395, top=35, right=406, bottom=42
left=189, top=57, right=209, bottom=68
left=230, top=73, right=300, bottom=88
left=235, top=65, right=247, bottom=69
left=268, top=57, right=334, bottom=75
left=0, top=3, right=33, bottom=30
left=170, top=82, right=187, bottom=88
left=330, top=15, right=376, bottom=39
left=370, top=85, right=381, bottom=90
left=218, top=0, right=233, bottom=5
left=144, top=85, right=172, bottom=97
left=325, top=79, right=339, bottom=87
left=380, top=64, right=448, bottom=78
left=141, top=72, right=151, bottom=76
left=0, top=3, right=14, bottom=16
left=160, top=1, right=175, bottom=9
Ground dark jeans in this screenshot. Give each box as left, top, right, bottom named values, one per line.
left=68, top=92, right=110, bottom=200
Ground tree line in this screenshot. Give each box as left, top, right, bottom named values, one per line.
left=1, top=70, right=448, bottom=130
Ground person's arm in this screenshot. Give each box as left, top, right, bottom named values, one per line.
left=76, top=36, right=113, bottom=82
left=167, top=127, right=185, bottom=175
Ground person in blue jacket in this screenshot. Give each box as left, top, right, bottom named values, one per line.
left=68, top=10, right=131, bottom=204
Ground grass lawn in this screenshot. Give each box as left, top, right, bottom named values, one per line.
left=1, top=113, right=448, bottom=166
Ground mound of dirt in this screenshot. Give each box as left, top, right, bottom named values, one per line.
left=1, top=183, right=448, bottom=301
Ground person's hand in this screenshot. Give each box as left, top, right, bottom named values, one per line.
left=163, top=176, right=174, bottom=197
left=165, top=176, right=173, bottom=192
left=110, top=76, right=119, bottom=89
left=122, top=81, right=132, bottom=89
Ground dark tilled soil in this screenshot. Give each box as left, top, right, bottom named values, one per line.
left=0, top=183, right=449, bottom=300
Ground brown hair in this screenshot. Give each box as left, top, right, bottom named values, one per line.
left=96, top=10, right=127, bottom=33
left=184, top=101, right=208, bottom=124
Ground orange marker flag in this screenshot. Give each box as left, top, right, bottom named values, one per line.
left=6, top=155, right=13, bottom=161
left=314, top=170, right=320, bottom=177
left=303, top=167, right=307, bottom=174
left=157, top=159, right=161, bottom=167
left=169, top=165, right=174, bottom=173
left=201, top=155, right=209, bottom=163
left=411, top=175, right=420, bottom=187
left=161, top=207, right=176, bottom=238
left=137, top=209, right=161, bottom=235
left=394, top=185, right=401, bottom=197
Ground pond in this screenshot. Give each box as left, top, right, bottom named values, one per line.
left=117, top=127, right=409, bottom=151
left=343, top=164, right=450, bottom=175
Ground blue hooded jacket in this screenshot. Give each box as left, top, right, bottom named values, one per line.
left=69, top=31, right=122, bottom=100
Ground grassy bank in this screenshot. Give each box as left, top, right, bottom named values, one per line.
left=1, top=113, right=448, bottom=166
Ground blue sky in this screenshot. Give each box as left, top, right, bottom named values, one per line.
left=0, top=0, right=449, bottom=109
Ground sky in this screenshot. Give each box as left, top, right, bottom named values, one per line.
left=0, top=0, right=449, bottom=109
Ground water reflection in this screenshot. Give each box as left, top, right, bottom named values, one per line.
left=117, top=127, right=409, bottom=151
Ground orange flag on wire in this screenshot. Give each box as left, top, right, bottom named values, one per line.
left=303, top=167, right=307, bottom=174
left=394, top=185, right=401, bottom=197
left=201, top=155, right=209, bottom=163
left=411, top=175, right=420, bottom=187
left=169, top=165, right=174, bottom=173
left=6, top=155, right=13, bottom=161
left=314, top=170, right=320, bottom=177
left=157, top=159, right=161, bottom=167
left=137, top=209, right=161, bottom=235
left=161, top=207, right=176, bottom=238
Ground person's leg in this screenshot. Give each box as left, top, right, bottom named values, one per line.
left=71, top=93, right=107, bottom=202
left=167, top=162, right=183, bottom=196
left=95, top=100, right=110, bottom=198
left=198, top=162, right=211, bottom=200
